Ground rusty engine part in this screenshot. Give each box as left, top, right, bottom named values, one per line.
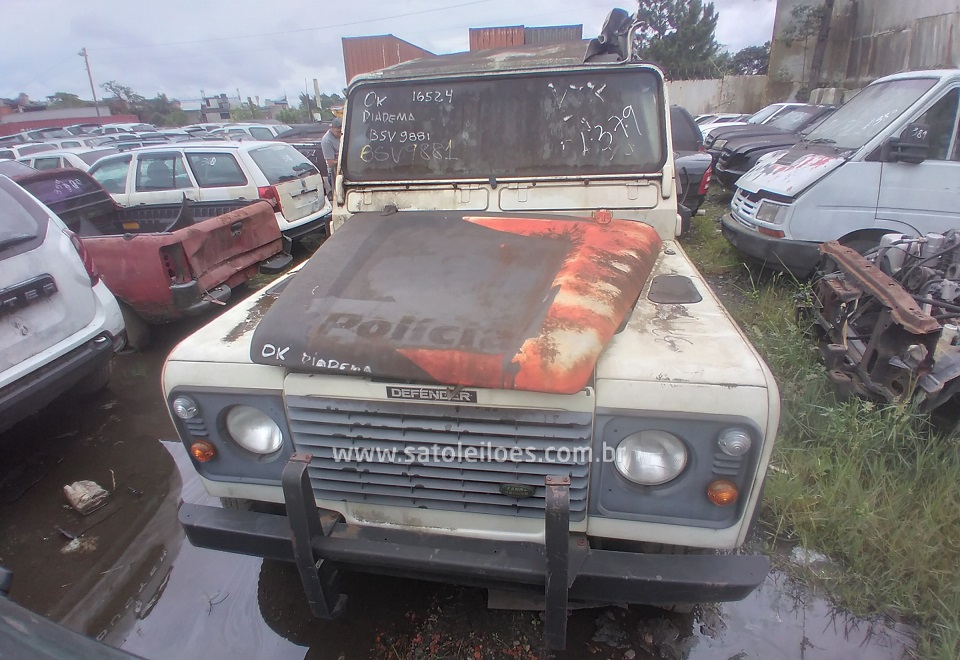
left=807, top=230, right=960, bottom=411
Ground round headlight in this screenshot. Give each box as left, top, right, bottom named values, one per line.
left=615, top=430, right=687, bottom=485
left=172, top=396, right=199, bottom=420
left=717, top=427, right=752, bottom=457
left=224, top=405, right=282, bottom=455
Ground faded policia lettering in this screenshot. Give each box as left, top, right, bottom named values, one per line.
left=249, top=212, right=661, bottom=395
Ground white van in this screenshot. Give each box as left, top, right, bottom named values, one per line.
left=88, top=142, right=331, bottom=239
left=722, top=69, right=960, bottom=277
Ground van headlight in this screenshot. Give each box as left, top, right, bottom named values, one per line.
left=755, top=200, right=787, bottom=224
left=224, top=405, right=282, bottom=454
left=615, top=430, right=688, bottom=485
left=713, top=139, right=728, bottom=150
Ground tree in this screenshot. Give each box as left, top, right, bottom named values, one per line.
left=99, top=80, right=145, bottom=116
left=634, top=0, right=723, bottom=79
left=275, top=107, right=303, bottom=124
left=46, top=92, right=91, bottom=109
left=730, top=42, right=770, bottom=76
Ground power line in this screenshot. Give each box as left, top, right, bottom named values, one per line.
left=89, top=0, right=495, bottom=52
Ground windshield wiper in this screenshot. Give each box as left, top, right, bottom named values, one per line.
left=0, top=234, right=37, bottom=250
left=277, top=174, right=297, bottom=182
left=805, top=137, right=836, bottom=144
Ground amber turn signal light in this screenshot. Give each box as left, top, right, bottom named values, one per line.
left=190, top=440, right=216, bottom=463
left=706, top=480, right=738, bottom=506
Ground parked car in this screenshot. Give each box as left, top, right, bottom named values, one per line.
left=13, top=168, right=292, bottom=350
left=0, top=174, right=125, bottom=434
left=698, top=102, right=809, bottom=137
left=273, top=124, right=333, bottom=182
left=210, top=123, right=293, bottom=141
left=39, top=136, right=112, bottom=149
left=695, top=113, right=747, bottom=125
left=670, top=106, right=712, bottom=215
left=64, top=123, right=105, bottom=135
left=18, top=147, right=121, bottom=172
left=0, top=143, right=57, bottom=160
left=708, top=105, right=836, bottom=187
left=0, top=160, right=35, bottom=177
left=721, top=68, right=960, bottom=277
left=89, top=122, right=157, bottom=136
left=87, top=141, right=331, bottom=239
left=705, top=104, right=835, bottom=154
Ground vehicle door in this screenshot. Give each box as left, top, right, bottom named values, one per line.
left=877, top=87, right=960, bottom=234
left=87, top=155, right=133, bottom=204
left=246, top=144, right=324, bottom=225
left=0, top=177, right=96, bottom=377
left=129, top=151, right=199, bottom=207
left=183, top=151, right=254, bottom=213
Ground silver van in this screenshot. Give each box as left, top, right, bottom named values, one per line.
left=722, top=69, right=960, bottom=276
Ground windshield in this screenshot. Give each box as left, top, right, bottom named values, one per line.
left=768, top=107, right=823, bottom=132
left=747, top=105, right=784, bottom=124
left=343, top=68, right=665, bottom=181
left=248, top=144, right=318, bottom=184
left=803, top=78, right=938, bottom=150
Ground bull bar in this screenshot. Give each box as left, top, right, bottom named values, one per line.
left=178, top=453, right=769, bottom=649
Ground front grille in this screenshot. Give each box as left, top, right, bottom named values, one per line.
left=286, top=395, right=593, bottom=520
left=730, top=189, right=760, bottom=226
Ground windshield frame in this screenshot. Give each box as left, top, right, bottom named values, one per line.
left=801, top=77, right=939, bottom=151
left=341, top=64, right=668, bottom=185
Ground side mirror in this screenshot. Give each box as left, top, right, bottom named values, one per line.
left=881, top=122, right=930, bottom=164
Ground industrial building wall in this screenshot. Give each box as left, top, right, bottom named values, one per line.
left=769, top=0, right=960, bottom=96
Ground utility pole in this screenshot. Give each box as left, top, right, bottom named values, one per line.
left=78, top=48, right=101, bottom=117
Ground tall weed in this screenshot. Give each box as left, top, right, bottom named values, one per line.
left=683, top=208, right=960, bottom=658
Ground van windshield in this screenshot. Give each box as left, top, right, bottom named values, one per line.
left=343, top=68, right=666, bottom=181
left=802, top=78, right=938, bottom=150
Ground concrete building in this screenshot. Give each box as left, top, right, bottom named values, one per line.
left=769, top=0, right=960, bottom=100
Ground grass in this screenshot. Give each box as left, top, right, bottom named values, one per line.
left=682, top=200, right=960, bottom=659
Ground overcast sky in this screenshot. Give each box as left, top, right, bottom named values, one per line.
left=1, top=0, right=776, bottom=104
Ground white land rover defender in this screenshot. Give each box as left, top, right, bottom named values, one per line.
left=165, top=11, right=779, bottom=649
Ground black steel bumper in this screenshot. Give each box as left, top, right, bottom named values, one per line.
left=0, top=333, right=114, bottom=435
left=179, top=453, right=769, bottom=649
left=282, top=212, right=330, bottom=241
left=721, top=213, right=820, bottom=277
left=170, top=282, right=231, bottom=316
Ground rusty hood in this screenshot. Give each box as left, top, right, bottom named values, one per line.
left=250, top=211, right=661, bottom=394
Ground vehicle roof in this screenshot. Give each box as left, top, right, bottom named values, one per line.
left=872, top=68, right=960, bottom=83
left=352, top=40, right=642, bottom=83
left=119, top=140, right=284, bottom=154
left=22, top=146, right=117, bottom=157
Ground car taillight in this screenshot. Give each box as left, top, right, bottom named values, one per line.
left=698, top=164, right=712, bottom=196
left=65, top=230, right=99, bottom=285
left=257, top=185, right=284, bottom=215
left=159, top=243, right=192, bottom=284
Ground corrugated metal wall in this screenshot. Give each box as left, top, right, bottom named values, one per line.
left=523, top=25, right=583, bottom=45
left=469, top=26, right=524, bottom=51
left=342, top=36, right=435, bottom=83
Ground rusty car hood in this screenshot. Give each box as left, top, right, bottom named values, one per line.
left=250, top=211, right=661, bottom=394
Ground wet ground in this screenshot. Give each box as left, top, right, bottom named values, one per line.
left=0, top=283, right=915, bottom=659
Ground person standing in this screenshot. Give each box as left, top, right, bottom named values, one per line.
left=321, top=117, right=342, bottom=194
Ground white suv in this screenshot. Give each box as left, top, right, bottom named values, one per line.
left=0, top=175, right=125, bottom=434
left=87, top=142, right=330, bottom=239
